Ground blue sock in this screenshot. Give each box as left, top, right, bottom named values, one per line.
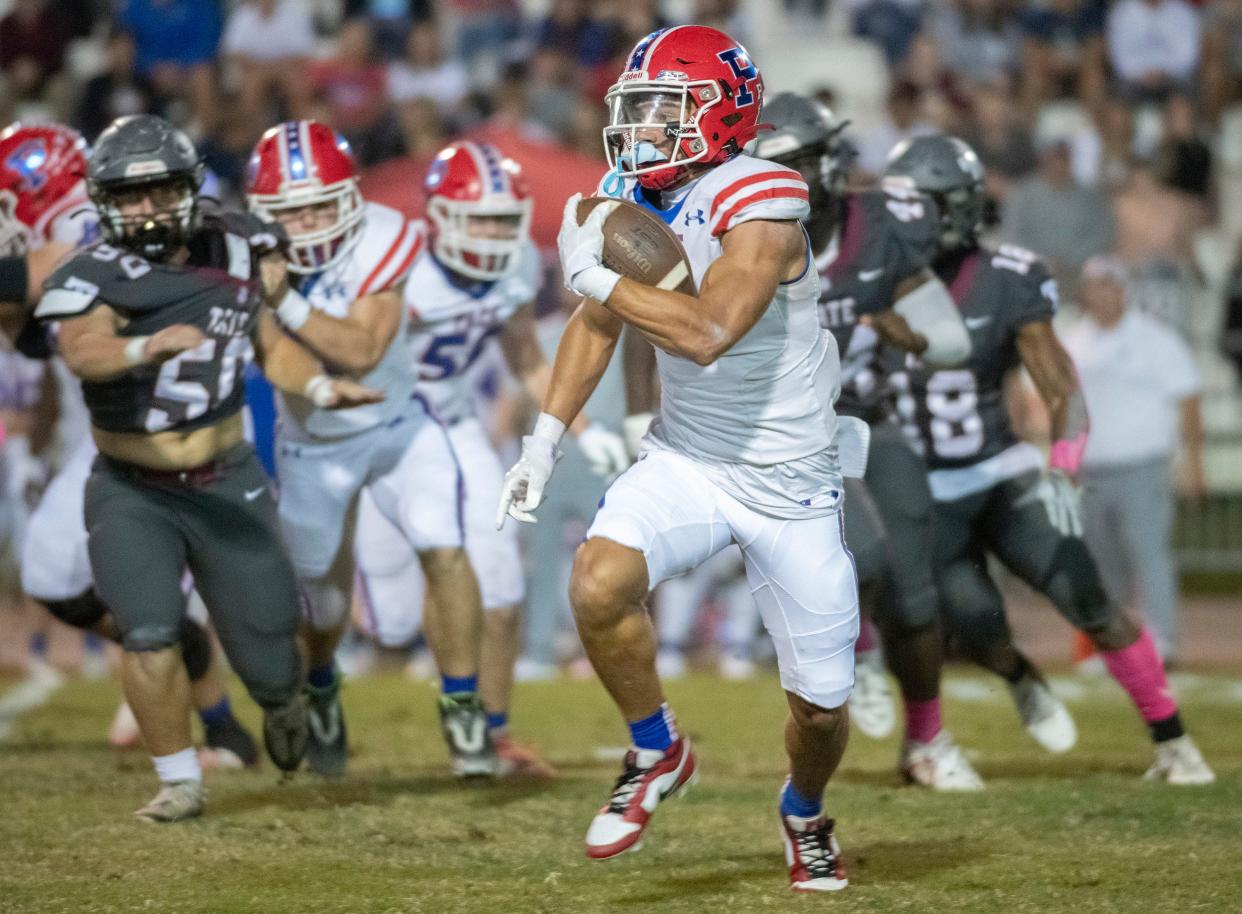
left=30, top=632, right=48, bottom=657
left=628, top=704, right=675, bottom=752
left=307, top=664, right=336, bottom=690
left=441, top=674, right=478, bottom=695
left=780, top=780, right=823, bottom=819
left=198, top=697, right=232, bottom=727
left=486, top=711, right=508, bottom=732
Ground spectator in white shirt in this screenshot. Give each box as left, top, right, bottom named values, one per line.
left=222, top=0, right=317, bottom=131
left=1106, top=0, right=1202, bottom=101
left=1062, top=256, right=1206, bottom=661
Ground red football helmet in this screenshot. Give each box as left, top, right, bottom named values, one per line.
left=424, top=140, right=532, bottom=281
left=0, top=122, right=89, bottom=256
left=246, top=120, right=364, bottom=274
left=604, top=26, right=765, bottom=191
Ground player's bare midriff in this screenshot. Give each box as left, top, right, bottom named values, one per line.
left=91, top=411, right=244, bottom=470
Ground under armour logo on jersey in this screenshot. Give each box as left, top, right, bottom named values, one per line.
left=717, top=47, right=759, bottom=107
left=684, top=208, right=705, bottom=226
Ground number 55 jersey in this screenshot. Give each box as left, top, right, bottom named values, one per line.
left=889, top=243, right=1058, bottom=502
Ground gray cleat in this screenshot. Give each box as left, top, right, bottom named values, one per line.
left=264, top=692, right=310, bottom=773
left=303, top=675, right=346, bottom=777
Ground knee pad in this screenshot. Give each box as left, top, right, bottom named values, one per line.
left=890, top=585, right=940, bottom=635
left=41, top=590, right=109, bottom=631
left=178, top=617, right=213, bottom=682
left=1039, top=538, right=1114, bottom=633
left=300, top=577, right=351, bottom=633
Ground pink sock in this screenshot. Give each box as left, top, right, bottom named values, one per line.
left=856, top=617, right=879, bottom=653
left=904, top=698, right=942, bottom=744
left=1100, top=627, right=1178, bottom=723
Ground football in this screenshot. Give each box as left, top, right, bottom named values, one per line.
left=577, top=196, right=697, bottom=295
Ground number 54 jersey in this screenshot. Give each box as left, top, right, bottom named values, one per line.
left=402, top=231, right=541, bottom=422
left=889, top=243, right=1058, bottom=501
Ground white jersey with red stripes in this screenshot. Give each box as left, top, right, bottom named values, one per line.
left=600, top=154, right=840, bottom=474
left=276, top=200, right=423, bottom=441
left=403, top=230, right=541, bottom=424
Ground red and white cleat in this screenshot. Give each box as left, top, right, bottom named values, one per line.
left=781, top=812, right=849, bottom=892
left=585, top=737, right=697, bottom=860
left=495, top=733, right=557, bottom=779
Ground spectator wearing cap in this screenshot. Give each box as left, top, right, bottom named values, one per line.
left=1106, top=0, right=1201, bottom=103
left=116, top=0, right=223, bottom=136
left=1000, top=132, right=1114, bottom=298
left=1062, top=256, right=1205, bottom=662
left=221, top=0, right=317, bottom=135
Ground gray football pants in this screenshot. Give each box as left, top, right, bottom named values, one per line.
left=1081, top=457, right=1180, bottom=655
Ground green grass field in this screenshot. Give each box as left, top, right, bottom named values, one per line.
left=1, top=669, right=1239, bottom=914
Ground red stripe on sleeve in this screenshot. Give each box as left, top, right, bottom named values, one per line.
left=358, top=222, right=410, bottom=297
left=375, top=228, right=423, bottom=293
left=708, top=170, right=803, bottom=220
left=711, top=186, right=810, bottom=238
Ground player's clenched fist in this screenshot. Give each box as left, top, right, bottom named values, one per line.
left=142, top=324, right=208, bottom=362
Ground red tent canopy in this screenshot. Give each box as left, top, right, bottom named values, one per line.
left=358, top=125, right=607, bottom=249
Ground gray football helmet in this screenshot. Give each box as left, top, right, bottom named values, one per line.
left=88, top=114, right=205, bottom=260
left=884, top=134, right=985, bottom=250
left=746, top=92, right=849, bottom=203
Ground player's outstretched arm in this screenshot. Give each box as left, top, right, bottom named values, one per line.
left=598, top=219, right=804, bottom=366
left=56, top=305, right=206, bottom=382
left=261, top=252, right=401, bottom=375
left=254, top=309, right=384, bottom=409
left=1017, top=319, right=1090, bottom=476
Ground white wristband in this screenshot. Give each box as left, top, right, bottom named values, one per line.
left=275, top=287, right=312, bottom=331
left=304, top=374, right=334, bottom=407
left=575, top=265, right=622, bottom=304
left=124, top=336, right=149, bottom=366
left=532, top=411, right=567, bottom=446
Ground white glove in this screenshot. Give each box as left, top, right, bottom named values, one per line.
left=558, top=193, right=622, bottom=303
left=577, top=422, right=629, bottom=480
left=496, top=413, right=565, bottom=528
left=623, top=411, right=654, bottom=460
left=1018, top=470, right=1083, bottom=539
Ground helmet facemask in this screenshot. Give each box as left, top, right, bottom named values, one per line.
left=603, top=82, right=718, bottom=191
left=428, top=196, right=532, bottom=282
left=92, top=173, right=200, bottom=262
left=930, top=184, right=984, bottom=250
left=249, top=177, right=364, bottom=274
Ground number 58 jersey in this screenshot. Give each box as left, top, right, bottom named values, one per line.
left=402, top=231, right=542, bottom=423
left=35, top=210, right=281, bottom=435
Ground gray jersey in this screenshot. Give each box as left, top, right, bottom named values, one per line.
left=816, top=183, right=939, bottom=423
left=890, top=242, right=1057, bottom=472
